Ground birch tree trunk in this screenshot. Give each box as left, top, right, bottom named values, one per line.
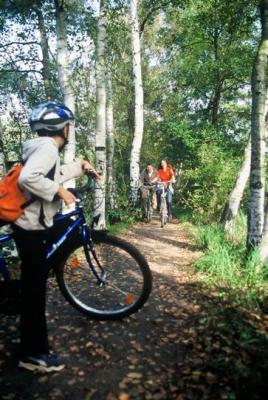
left=54, top=0, right=76, bottom=170
left=0, top=121, right=5, bottom=179
left=34, top=0, right=54, bottom=99
left=247, top=0, right=268, bottom=249
left=221, top=139, right=251, bottom=231
left=106, top=72, right=116, bottom=210
left=129, top=0, right=144, bottom=206
left=94, top=0, right=107, bottom=229
left=259, top=201, right=268, bottom=263
left=259, top=119, right=268, bottom=264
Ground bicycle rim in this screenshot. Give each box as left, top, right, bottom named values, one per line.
left=161, top=212, right=164, bottom=228
left=160, top=202, right=166, bottom=228
left=56, top=234, right=152, bottom=320
left=146, top=205, right=152, bottom=223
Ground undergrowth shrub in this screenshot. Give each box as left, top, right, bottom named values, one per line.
left=191, top=213, right=268, bottom=310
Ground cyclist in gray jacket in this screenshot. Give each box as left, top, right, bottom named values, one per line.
left=139, top=163, right=158, bottom=220
left=13, top=101, right=98, bottom=373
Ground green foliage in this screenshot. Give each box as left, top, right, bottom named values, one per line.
left=0, top=0, right=261, bottom=226
left=139, top=0, right=257, bottom=222
left=182, top=139, right=240, bottom=221
left=107, top=184, right=140, bottom=227
left=142, top=114, right=244, bottom=222
left=192, top=213, right=268, bottom=310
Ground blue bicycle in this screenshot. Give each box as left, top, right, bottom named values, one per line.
left=0, top=172, right=152, bottom=320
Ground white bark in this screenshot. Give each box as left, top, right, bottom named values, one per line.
left=247, top=0, right=268, bottom=248
left=260, top=204, right=268, bottom=263
left=34, top=0, right=53, bottom=99
left=222, top=139, right=251, bottom=232
left=55, top=0, right=76, bottom=170
left=106, top=72, right=116, bottom=210
left=129, top=0, right=144, bottom=206
left=258, top=95, right=268, bottom=262
left=0, top=122, right=5, bottom=179
left=94, top=0, right=107, bottom=229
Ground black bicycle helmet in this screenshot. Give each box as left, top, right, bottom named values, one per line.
left=29, top=100, right=74, bottom=134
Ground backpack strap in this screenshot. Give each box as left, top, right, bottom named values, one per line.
left=21, top=197, right=36, bottom=209
left=38, top=164, right=57, bottom=229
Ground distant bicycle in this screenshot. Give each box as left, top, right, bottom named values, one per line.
left=157, top=182, right=168, bottom=228
left=156, top=182, right=173, bottom=228
left=141, top=185, right=156, bottom=223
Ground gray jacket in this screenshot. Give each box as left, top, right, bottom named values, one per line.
left=15, top=137, right=84, bottom=230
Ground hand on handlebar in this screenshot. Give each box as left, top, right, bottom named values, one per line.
left=157, top=180, right=173, bottom=189
left=87, top=169, right=101, bottom=180
left=57, top=186, right=77, bottom=205
left=81, top=160, right=101, bottom=179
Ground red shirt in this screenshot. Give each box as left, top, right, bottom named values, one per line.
left=157, top=167, right=175, bottom=183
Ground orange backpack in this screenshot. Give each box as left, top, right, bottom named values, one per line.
left=0, top=164, right=30, bottom=222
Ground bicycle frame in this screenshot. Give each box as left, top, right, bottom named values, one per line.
left=142, top=186, right=154, bottom=220
left=0, top=231, right=14, bottom=281
left=157, top=183, right=167, bottom=205
left=160, top=188, right=167, bottom=212
left=0, top=203, right=106, bottom=286
left=156, top=183, right=168, bottom=227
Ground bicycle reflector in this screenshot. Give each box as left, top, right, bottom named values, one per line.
left=125, top=294, right=135, bottom=305
left=70, top=257, right=80, bottom=269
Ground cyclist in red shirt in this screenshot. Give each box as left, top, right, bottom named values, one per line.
left=156, top=160, right=175, bottom=218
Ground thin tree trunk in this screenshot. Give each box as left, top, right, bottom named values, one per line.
left=129, top=0, right=144, bottom=206
left=259, top=200, right=268, bottom=263
left=34, top=0, right=54, bottom=99
left=55, top=0, right=76, bottom=170
left=259, top=104, right=268, bottom=263
left=106, top=71, right=116, bottom=210
left=207, top=28, right=223, bottom=126
left=94, top=0, right=107, bottom=229
left=211, top=80, right=223, bottom=126
left=221, top=138, right=251, bottom=231
left=247, top=0, right=268, bottom=248
left=0, top=121, right=5, bottom=178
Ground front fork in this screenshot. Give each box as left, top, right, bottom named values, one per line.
left=161, top=190, right=168, bottom=217
left=0, top=257, right=11, bottom=281
left=81, top=224, right=106, bottom=287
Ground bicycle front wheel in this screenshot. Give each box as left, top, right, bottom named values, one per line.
left=160, top=200, right=167, bottom=228
left=146, top=196, right=152, bottom=223
left=56, top=233, right=152, bottom=320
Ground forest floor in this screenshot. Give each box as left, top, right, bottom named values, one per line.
left=0, top=215, right=268, bottom=400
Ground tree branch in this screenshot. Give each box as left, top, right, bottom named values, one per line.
left=0, top=69, right=43, bottom=75
left=0, top=41, right=39, bottom=49
left=140, top=0, right=178, bottom=35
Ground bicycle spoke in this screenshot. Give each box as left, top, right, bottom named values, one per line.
left=57, top=234, right=152, bottom=319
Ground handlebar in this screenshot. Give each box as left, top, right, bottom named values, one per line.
left=156, top=181, right=172, bottom=187
left=67, top=170, right=96, bottom=199
left=141, top=184, right=156, bottom=188
left=141, top=181, right=173, bottom=190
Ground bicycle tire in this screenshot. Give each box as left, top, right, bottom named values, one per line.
left=146, top=196, right=152, bottom=223
left=160, top=199, right=167, bottom=228
left=56, top=233, right=152, bottom=320
left=161, top=211, right=166, bottom=228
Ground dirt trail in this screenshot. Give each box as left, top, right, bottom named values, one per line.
left=0, top=216, right=267, bottom=400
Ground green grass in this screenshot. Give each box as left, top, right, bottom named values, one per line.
left=107, top=221, right=135, bottom=235
left=106, top=206, right=141, bottom=235
left=191, top=212, right=268, bottom=311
